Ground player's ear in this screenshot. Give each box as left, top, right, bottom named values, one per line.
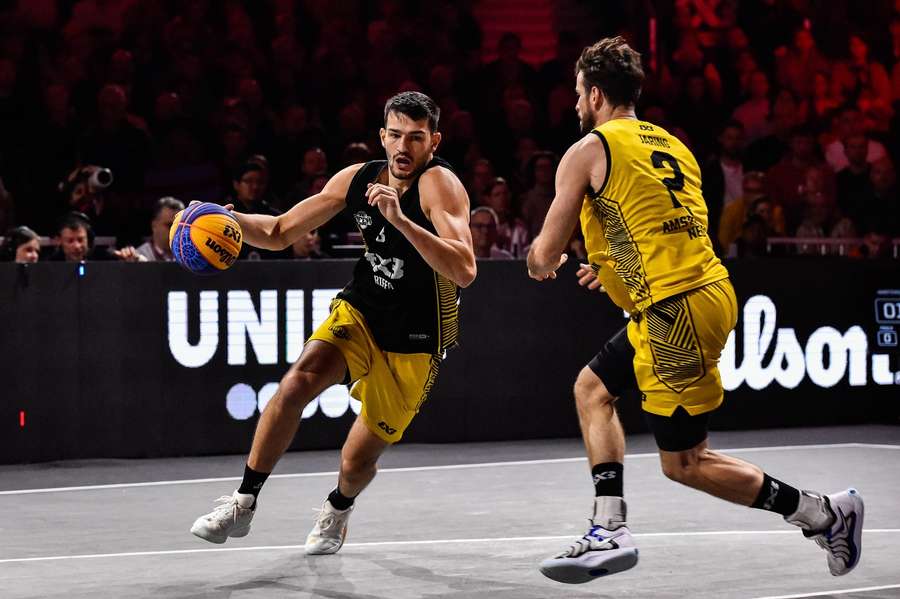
left=379, top=127, right=386, bottom=147
left=431, top=131, right=441, bottom=152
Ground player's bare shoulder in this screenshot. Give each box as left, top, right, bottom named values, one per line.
left=559, top=132, right=607, bottom=193
left=419, top=165, right=470, bottom=214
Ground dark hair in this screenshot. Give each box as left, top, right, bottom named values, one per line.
left=575, top=36, right=644, bottom=108
left=153, top=196, right=185, bottom=219
left=383, top=91, right=440, bottom=132
left=1, top=226, right=39, bottom=261
left=57, top=211, right=94, bottom=246
left=232, top=161, right=265, bottom=183
left=526, top=151, right=559, bottom=187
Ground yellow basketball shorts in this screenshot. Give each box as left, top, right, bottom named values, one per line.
left=589, top=278, right=738, bottom=417
left=307, top=299, right=441, bottom=443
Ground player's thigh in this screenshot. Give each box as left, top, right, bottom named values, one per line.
left=352, top=352, right=439, bottom=444
left=581, top=325, right=638, bottom=404
left=647, top=406, right=711, bottom=456
left=306, top=299, right=377, bottom=383
left=630, top=279, right=736, bottom=417
left=283, top=340, right=348, bottom=394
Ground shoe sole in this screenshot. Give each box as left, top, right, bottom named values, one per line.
left=539, top=548, right=639, bottom=584
left=829, top=488, right=864, bottom=576
left=191, top=524, right=250, bottom=544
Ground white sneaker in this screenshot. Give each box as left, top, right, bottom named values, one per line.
left=805, top=488, right=864, bottom=576
left=540, top=497, right=638, bottom=584
left=305, top=499, right=353, bottom=555
left=190, top=491, right=255, bottom=544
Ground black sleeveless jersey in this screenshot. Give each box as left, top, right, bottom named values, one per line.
left=336, top=157, right=461, bottom=354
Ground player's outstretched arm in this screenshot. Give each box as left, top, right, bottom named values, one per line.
left=367, top=166, right=476, bottom=287
left=527, top=135, right=601, bottom=280
left=231, top=164, right=362, bottom=251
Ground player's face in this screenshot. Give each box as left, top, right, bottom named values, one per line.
left=381, top=112, right=440, bottom=180
left=15, top=238, right=40, bottom=263
left=575, top=71, right=597, bottom=134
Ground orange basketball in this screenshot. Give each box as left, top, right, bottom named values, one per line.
left=169, top=203, right=243, bottom=274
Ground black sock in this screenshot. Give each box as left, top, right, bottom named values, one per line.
left=592, top=462, right=624, bottom=497
left=750, top=473, right=801, bottom=516
left=237, top=464, right=270, bottom=499
left=327, top=486, right=356, bottom=511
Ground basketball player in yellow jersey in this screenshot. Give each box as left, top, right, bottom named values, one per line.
left=528, top=37, right=863, bottom=584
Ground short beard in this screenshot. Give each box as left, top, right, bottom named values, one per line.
left=579, top=110, right=595, bottom=135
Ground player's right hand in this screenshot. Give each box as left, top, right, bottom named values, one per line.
left=189, top=200, right=234, bottom=211
left=576, top=263, right=606, bottom=292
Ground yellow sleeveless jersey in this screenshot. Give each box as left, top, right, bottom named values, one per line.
left=579, top=118, right=729, bottom=313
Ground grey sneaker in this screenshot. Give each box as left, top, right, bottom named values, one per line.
left=190, top=491, right=255, bottom=544
left=805, top=488, right=864, bottom=576
left=305, top=499, right=353, bottom=555
left=540, top=522, right=639, bottom=584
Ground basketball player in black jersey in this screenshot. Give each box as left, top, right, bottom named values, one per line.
left=191, top=92, right=475, bottom=553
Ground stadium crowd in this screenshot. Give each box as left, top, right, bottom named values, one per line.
left=0, top=0, right=898, bottom=263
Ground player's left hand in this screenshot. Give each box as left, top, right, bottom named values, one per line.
left=528, top=253, right=568, bottom=281
left=366, top=183, right=406, bottom=227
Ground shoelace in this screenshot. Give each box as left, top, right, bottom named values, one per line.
left=560, top=524, right=615, bottom=558
left=206, top=496, right=243, bottom=521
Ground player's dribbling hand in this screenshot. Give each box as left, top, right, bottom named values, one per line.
left=366, top=183, right=405, bottom=226
left=528, top=253, right=568, bottom=281
left=576, top=263, right=606, bottom=292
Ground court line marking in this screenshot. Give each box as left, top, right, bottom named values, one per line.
left=751, top=583, right=900, bottom=599
left=1, top=442, right=896, bottom=496
left=1, top=529, right=897, bottom=565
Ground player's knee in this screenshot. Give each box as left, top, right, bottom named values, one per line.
left=574, top=367, right=614, bottom=410
left=274, top=369, right=317, bottom=412
left=340, top=454, right=377, bottom=480
left=660, top=456, right=699, bottom=486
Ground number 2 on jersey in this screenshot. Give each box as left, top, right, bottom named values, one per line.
left=650, top=151, right=685, bottom=209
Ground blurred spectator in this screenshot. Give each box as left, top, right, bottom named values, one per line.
left=776, top=28, right=830, bottom=99
left=854, top=157, right=899, bottom=236
left=732, top=70, right=772, bottom=142
left=57, top=165, right=120, bottom=238
left=80, top=84, right=150, bottom=193
left=824, top=106, right=888, bottom=171
left=520, top=151, right=557, bottom=239
left=832, top=34, right=893, bottom=120
left=0, top=174, right=13, bottom=233
left=465, top=158, right=495, bottom=207
left=858, top=228, right=893, bottom=258
left=718, top=172, right=777, bottom=254
left=735, top=214, right=769, bottom=258
left=482, top=177, right=529, bottom=257
left=1, top=226, right=40, bottom=263
left=766, top=126, right=822, bottom=229
left=470, top=207, right=514, bottom=259
left=228, top=161, right=286, bottom=260
left=134, top=197, right=185, bottom=262
left=51, top=212, right=99, bottom=262
left=482, top=33, right=538, bottom=112
left=701, top=120, right=746, bottom=252
left=795, top=185, right=856, bottom=243
left=836, top=133, right=874, bottom=218
left=290, top=229, right=328, bottom=260
left=744, top=88, right=804, bottom=171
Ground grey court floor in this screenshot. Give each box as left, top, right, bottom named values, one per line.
left=1, top=425, right=899, bottom=599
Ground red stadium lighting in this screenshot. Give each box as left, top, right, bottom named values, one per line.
left=19, top=410, right=25, bottom=428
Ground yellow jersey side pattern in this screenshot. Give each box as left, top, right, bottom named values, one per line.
left=580, top=119, right=729, bottom=313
